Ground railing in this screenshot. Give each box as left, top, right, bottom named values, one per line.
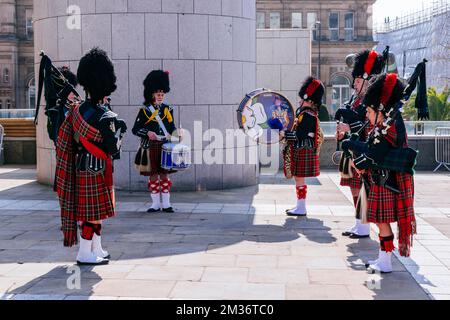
left=321, top=121, right=450, bottom=137
left=434, top=127, right=450, bottom=172
left=374, top=1, right=449, bottom=33
left=0, top=109, right=36, bottom=119
left=0, top=124, right=4, bottom=161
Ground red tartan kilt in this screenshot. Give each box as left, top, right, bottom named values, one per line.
left=75, top=170, right=115, bottom=222
left=367, top=172, right=414, bottom=223
left=137, top=141, right=175, bottom=176
left=290, top=147, right=320, bottom=177
left=340, top=167, right=362, bottom=190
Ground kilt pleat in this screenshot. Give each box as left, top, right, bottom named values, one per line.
left=340, top=167, right=362, bottom=189
left=75, top=167, right=115, bottom=222
left=289, top=145, right=320, bottom=177
left=367, top=172, right=414, bottom=223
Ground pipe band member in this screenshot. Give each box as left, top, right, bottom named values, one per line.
left=132, top=70, right=179, bottom=213
left=342, top=73, right=416, bottom=273
left=336, top=49, right=384, bottom=238
left=283, top=76, right=325, bottom=216
left=55, top=47, right=127, bottom=265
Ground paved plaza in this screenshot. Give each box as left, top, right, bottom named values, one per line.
left=0, top=166, right=450, bottom=300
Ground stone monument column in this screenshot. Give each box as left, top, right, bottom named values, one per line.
left=34, top=0, right=258, bottom=191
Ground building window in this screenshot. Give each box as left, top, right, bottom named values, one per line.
left=6, top=100, right=11, bottom=109
left=307, top=12, right=318, bottom=40
left=3, top=69, right=9, bottom=83
left=329, top=12, right=339, bottom=41
left=270, top=12, right=280, bottom=29
left=331, top=75, right=351, bottom=114
left=28, top=78, right=36, bottom=109
left=345, top=12, right=354, bottom=41
left=256, top=12, right=265, bottom=29
left=26, top=9, right=34, bottom=39
left=0, top=100, right=3, bottom=109
left=292, top=12, right=302, bottom=28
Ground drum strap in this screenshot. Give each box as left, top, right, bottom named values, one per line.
left=148, top=105, right=170, bottom=138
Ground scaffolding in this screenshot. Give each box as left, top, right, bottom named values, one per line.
left=375, top=0, right=449, bottom=33
left=375, top=0, right=450, bottom=91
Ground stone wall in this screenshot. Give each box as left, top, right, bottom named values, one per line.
left=256, top=28, right=310, bottom=105
left=2, top=138, right=36, bottom=165
left=34, top=0, right=258, bottom=191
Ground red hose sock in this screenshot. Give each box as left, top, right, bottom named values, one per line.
left=296, top=185, right=307, bottom=199
left=379, top=235, right=395, bottom=252
left=93, top=223, right=102, bottom=236
left=148, top=179, right=160, bottom=194
left=353, top=196, right=358, bottom=207
left=160, top=178, right=173, bottom=194
left=80, top=222, right=96, bottom=240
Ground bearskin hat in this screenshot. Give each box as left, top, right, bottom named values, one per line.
left=298, top=76, right=325, bottom=106
left=363, top=73, right=405, bottom=114
left=77, top=47, right=117, bottom=103
left=59, top=66, right=78, bottom=88
left=352, top=50, right=384, bottom=80
left=143, top=70, right=170, bottom=105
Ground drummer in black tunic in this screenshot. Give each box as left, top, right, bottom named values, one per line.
left=132, top=70, right=179, bottom=213
left=282, top=77, right=325, bottom=216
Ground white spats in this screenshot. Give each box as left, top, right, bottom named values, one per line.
left=92, top=234, right=110, bottom=259
left=367, top=250, right=392, bottom=273
left=286, top=199, right=307, bottom=216
left=76, top=237, right=109, bottom=265
left=161, top=192, right=171, bottom=209
left=353, top=219, right=370, bottom=236
left=149, top=193, right=161, bottom=211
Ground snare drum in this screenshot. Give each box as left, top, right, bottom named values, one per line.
left=161, top=143, right=191, bottom=171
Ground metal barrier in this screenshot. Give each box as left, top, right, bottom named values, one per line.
left=0, top=124, right=4, bottom=163
left=434, top=127, right=450, bottom=172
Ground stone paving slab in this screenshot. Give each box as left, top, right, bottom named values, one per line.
left=330, top=172, right=450, bottom=300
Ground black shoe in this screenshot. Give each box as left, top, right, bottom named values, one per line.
left=366, top=267, right=392, bottom=274
left=342, top=231, right=354, bottom=236
left=286, top=211, right=307, bottom=217
left=162, top=207, right=174, bottom=213
left=349, top=233, right=370, bottom=239
left=147, top=207, right=161, bottom=213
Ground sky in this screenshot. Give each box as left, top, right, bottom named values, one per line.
left=373, top=0, right=440, bottom=25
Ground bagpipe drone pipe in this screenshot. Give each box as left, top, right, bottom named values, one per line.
left=344, top=59, right=430, bottom=176
left=35, top=51, right=82, bottom=145
left=35, top=52, right=125, bottom=151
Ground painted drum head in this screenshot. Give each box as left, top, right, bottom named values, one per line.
left=237, top=89, right=295, bottom=144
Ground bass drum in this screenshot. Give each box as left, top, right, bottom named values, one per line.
left=237, top=88, right=295, bottom=144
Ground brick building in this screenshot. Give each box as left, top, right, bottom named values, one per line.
left=0, top=0, right=34, bottom=110
left=256, top=0, right=377, bottom=114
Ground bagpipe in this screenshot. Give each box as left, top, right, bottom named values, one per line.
left=35, top=52, right=82, bottom=145
left=333, top=46, right=396, bottom=176
left=332, top=94, right=360, bottom=178
left=35, top=52, right=125, bottom=154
